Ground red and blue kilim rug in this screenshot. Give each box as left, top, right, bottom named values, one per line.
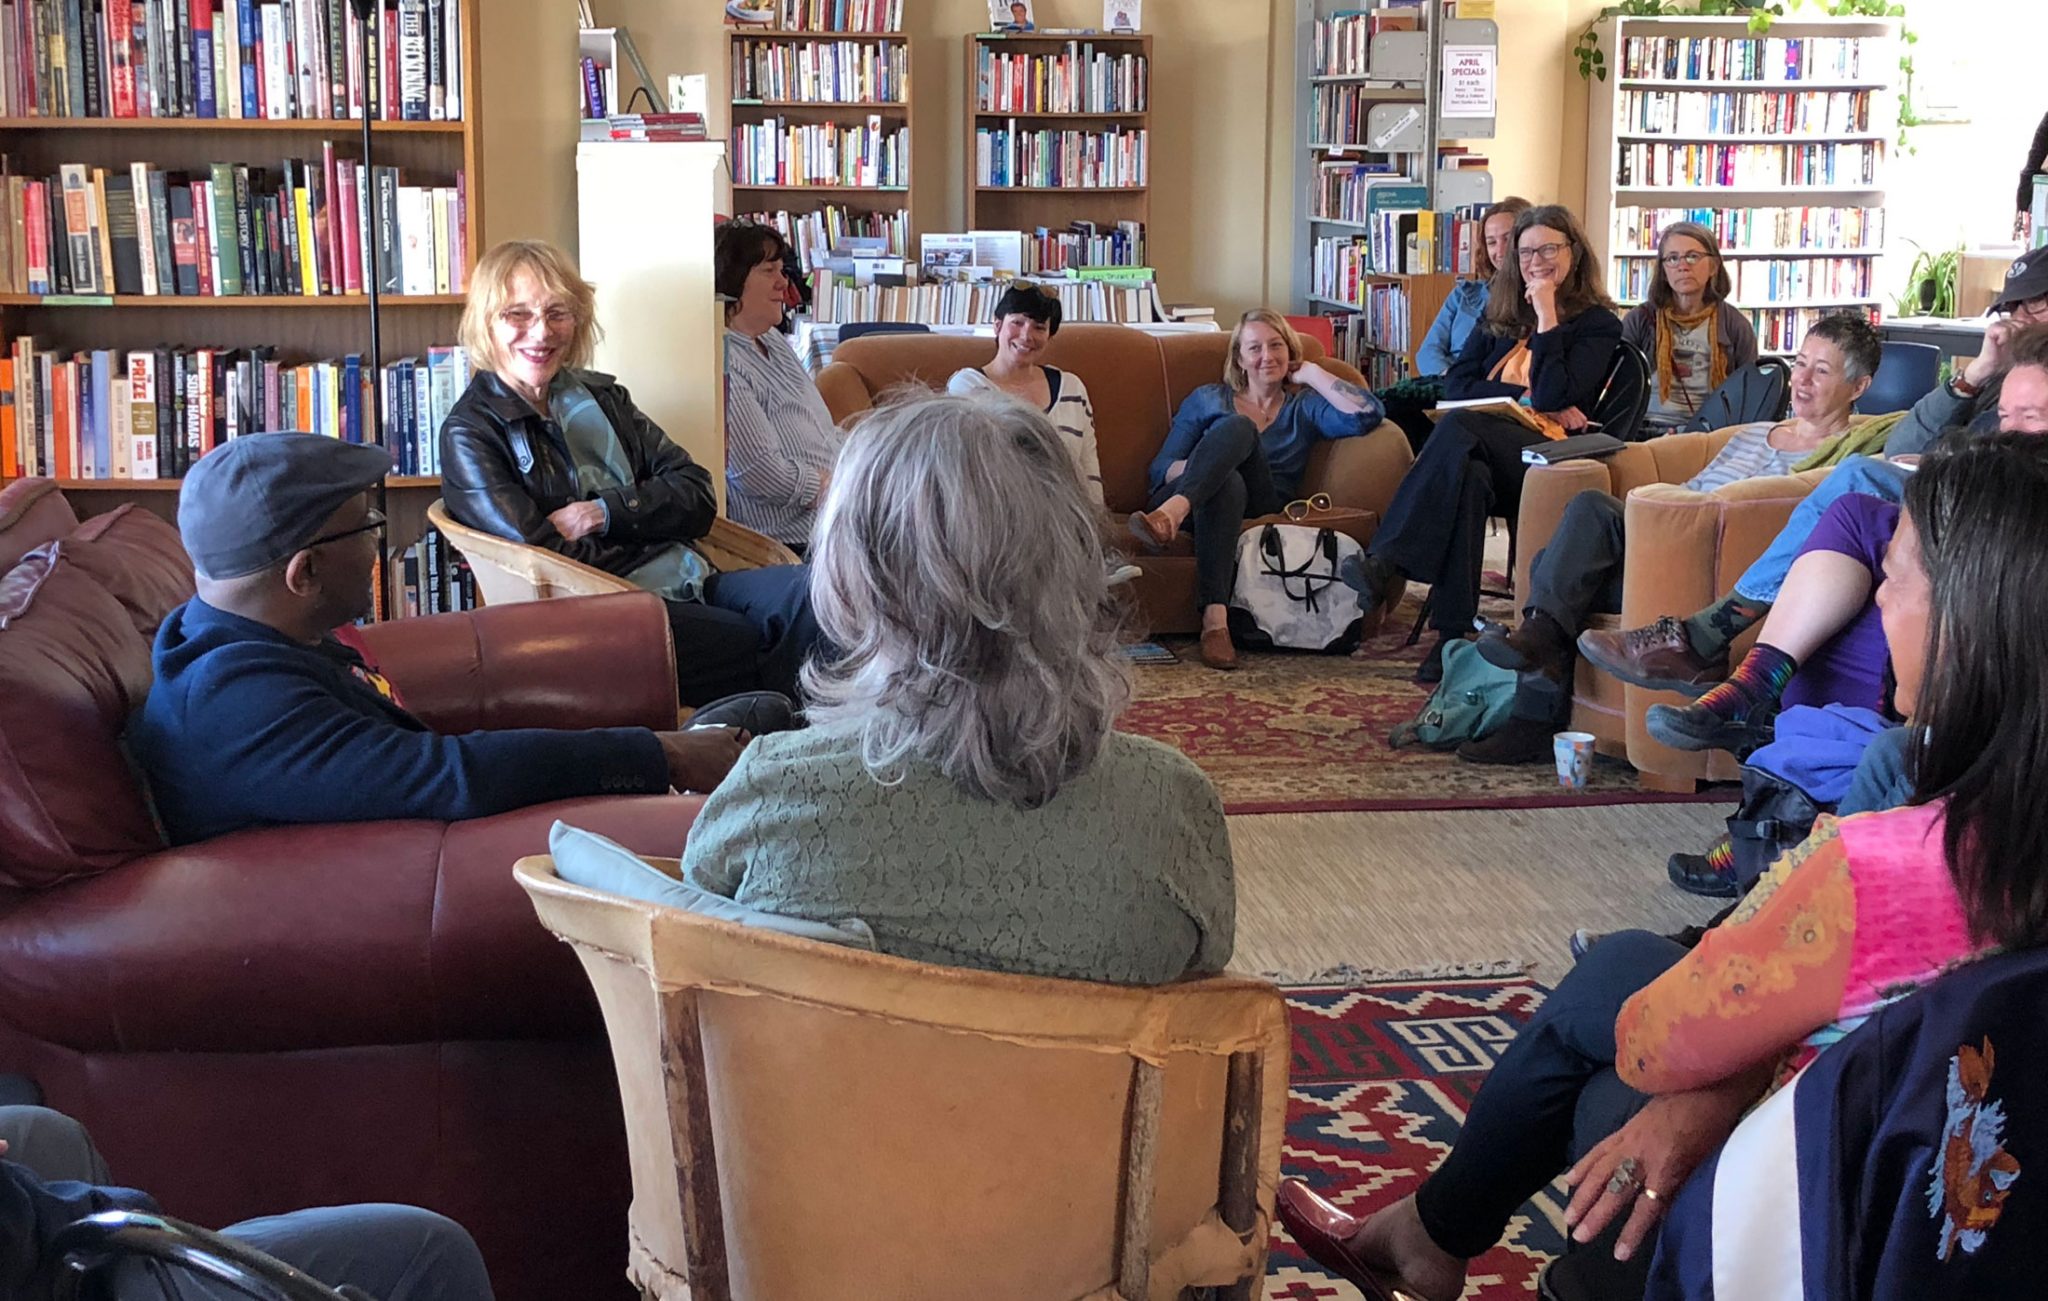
left=1270, top=975, right=1566, bottom=1300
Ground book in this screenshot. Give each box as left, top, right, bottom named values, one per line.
left=1428, top=397, right=1549, bottom=434
left=1521, top=432, right=1625, bottom=465
left=989, top=0, right=1034, bottom=32
left=1103, top=0, right=1140, bottom=34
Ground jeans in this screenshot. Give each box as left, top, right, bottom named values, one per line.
left=1412, top=931, right=1686, bottom=1259
left=1732, top=455, right=1908, bottom=604
left=1149, top=414, right=1282, bottom=608
left=1836, top=725, right=1916, bottom=816
left=0, top=1107, right=494, bottom=1301
left=1371, top=410, right=1547, bottom=634
left=667, top=563, right=823, bottom=707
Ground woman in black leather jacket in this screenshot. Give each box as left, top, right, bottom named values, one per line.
left=439, top=239, right=822, bottom=705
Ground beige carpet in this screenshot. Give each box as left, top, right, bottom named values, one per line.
left=1226, top=802, right=1733, bottom=988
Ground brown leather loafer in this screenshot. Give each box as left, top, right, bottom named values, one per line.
left=1577, top=616, right=1727, bottom=696
left=1127, top=508, right=1176, bottom=551
left=1198, top=626, right=1238, bottom=670
left=1275, top=1180, right=1405, bottom=1301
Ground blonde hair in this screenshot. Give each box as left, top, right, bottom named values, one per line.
left=459, top=240, right=603, bottom=377
left=1223, top=308, right=1304, bottom=393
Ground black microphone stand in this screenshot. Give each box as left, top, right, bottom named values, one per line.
left=348, top=0, right=389, bottom=611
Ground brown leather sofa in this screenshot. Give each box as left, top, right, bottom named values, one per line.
left=1512, top=431, right=1827, bottom=789
left=0, top=477, right=701, bottom=1301
left=815, top=324, right=1416, bottom=634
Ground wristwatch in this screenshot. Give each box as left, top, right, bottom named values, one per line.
left=1949, top=373, right=1982, bottom=399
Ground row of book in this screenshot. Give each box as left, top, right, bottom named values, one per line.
left=1743, top=304, right=1879, bottom=353
left=974, top=43, right=1147, bottom=115
left=973, top=124, right=1147, bottom=189
left=1616, top=141, right=1879, bottom=189
left=1309, top=232, right=1391, bottom=310
left=1618, top=35, right=1876, bottom=83
left=745, top=0, right=903, bottom=34
left=1612, top=256, right=1874, bottom=304
left=0, top=156, right=464, bottom=298
left=809, top=274, right=1164, bottom=326
left=1618, top=89, right=1872, bottom=137
left=739, top=203, right=908, bottom=273
left=396, top=532, right=477, bottom=618
left=1310, top=82, right=1418, bottom=148
left=731, top=117, right=908, bottom=188
left=1612, top=204, right=1883, bottom=255
left=0, top=339, right=470, bottom=483
left=731, top=35, right=906, bottom=104
left=1309, top=4, right=1420, bottom=79
left=1020, top=219, right=1145, bottom=274
left=1325, top=310, right=1408, bottom=388
left=0, top=0, right=463, bottom=122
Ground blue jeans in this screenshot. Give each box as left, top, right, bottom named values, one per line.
left=1836, top=725, right=1916, bottom=816
left=0, top=1107, right=494, bottom=1301
left=1732, top=456, right=1908, bottom=604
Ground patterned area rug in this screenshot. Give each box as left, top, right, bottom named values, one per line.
left=1272, top=975, right=1563, bottom=1300
left=1121, top=593, right=1715, bottom=815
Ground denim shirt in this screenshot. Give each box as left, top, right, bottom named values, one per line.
left=1416, top=279, right=1491, bottom=377
left=1147, top=381, right=1380, bottom=500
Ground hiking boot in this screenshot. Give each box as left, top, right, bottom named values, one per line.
left=1668, top=850, right=1741, bottom=898
left=1475, top=611, right=1572, bottom=679
left=1577, top=617, right=1728, bottom=696
left=1645, top=700, right=1775, bottom=755
left=1455, top=713, right=1555, bottom=765
left=1338, top=551, right=1400, bottom=620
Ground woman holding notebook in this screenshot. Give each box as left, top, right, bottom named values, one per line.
left=1340, top=203, right=1622, bottom=683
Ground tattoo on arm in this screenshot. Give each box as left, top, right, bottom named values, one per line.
left=1333, top=379, right=1371, bottom=406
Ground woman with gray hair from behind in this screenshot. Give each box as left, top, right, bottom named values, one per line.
left=681, top=392, right=1235, bottom=984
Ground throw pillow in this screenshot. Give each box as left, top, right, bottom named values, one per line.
left=59, top=505, right=195, bottom=638
left=549, top=821, right=876, bottom=949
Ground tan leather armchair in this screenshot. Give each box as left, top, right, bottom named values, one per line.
left=516, top=854, right=1290, bottom=1301
left=428, top=500, right=799, bottom=606
left=1513, top=430, right=1828, bottom=789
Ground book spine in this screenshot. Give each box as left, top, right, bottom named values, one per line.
left=189, top=0, right=213, bottom=115
left=234, top=0, right=255, bottom=113
left=260, top=0, right=288, bottom=116
left=58, top=163, right=98, bottom=293
left=207, top=162, right=240, bottom=292
left=422, top=0, right=439, bottom=119
left=395, top=0, right=421, bottom=119
left=230, top=162, right=255, bottom=292
left=145, top=167, right=173, bottom=292
left=374, top=163, right=398, bottom=293
left=107, top=0, right=135, bottom=114
left=128, top=350, right=158, bottom=477
left=323, top=0, right=342, bottom=117
left=290, top=0, right=315, bottom=117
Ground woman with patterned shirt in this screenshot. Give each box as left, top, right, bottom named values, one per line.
left=1274, top=434, right=2048, bottom=1301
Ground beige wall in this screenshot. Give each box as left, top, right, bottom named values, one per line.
left=479, top=4, right=580, bottom=248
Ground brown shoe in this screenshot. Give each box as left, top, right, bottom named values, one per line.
left=1127, top=508, right=1176, bottom=551
left=1577, top=616, right=1728, bottom=696
left=1198, top=626, right=1238, bottom=670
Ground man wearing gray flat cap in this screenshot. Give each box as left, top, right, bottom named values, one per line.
left=128, top=432, right=772, bottom=845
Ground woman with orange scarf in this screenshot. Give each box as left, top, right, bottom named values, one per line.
left=1621, top=222, right=1758, bottom=435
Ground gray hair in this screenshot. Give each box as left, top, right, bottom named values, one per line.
left=801, top=391, right=1131, bottom=808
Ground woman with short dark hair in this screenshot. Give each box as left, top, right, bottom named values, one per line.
left=947, top=283, right=1103, bottom=506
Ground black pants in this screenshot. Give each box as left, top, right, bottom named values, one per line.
left=665, top=563, right=822, bottom=707
left=1150, top=414, right=1283, bottom=608
left=1412, top=930, right=1686, bottom=1259
left=1370, top=410, right=1547, bottom=634
left=1526, top=490, right=1628, bottom=640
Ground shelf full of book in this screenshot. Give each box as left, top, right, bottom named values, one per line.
left=1582, top=13, right=1898, bottom=352
left=1291, top=0, right=1496, bottom=388
left=965, top=32, right=1150, bottom=271
left=726, top=12, right=911, bottom=277
left=0, top=0, right=490, bottom=619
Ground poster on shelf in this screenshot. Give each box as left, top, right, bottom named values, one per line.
left=1440, top=44, right=1497, bottom=119
left=989, top=0, right=1035, bottom=32
left=1104, top=0, right=1141, bottom=33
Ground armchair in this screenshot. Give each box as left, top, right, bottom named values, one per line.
left=1513, top=432, right=1828, bottom=788
left=516, top=854, right=1291, bottom=1301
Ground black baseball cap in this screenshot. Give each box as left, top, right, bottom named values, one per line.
left=1993, top=245, right=2048, bottom=314
left=178, top=432, right=391, bottom=580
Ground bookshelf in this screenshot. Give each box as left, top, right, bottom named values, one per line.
left=1582, top=12, right=1899, bottom=352
left=1290, top=0, right=1496, bottom=387
left=0, top=0, right=487, bottom=618
left=727, top=20, right=912, bottom=274
left=965, top=32, right=1150, bottom=266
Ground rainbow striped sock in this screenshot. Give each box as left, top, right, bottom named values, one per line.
left=1692, top=644, right=1798, bottom=721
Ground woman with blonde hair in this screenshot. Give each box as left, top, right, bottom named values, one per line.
left=1620, top=221, right=1758, bottom=434
left=439, top=238, right=822, bottom=706
left=1128, top=308, right=1384, bottom=669
left=683, top=392, right=1234, bottom=985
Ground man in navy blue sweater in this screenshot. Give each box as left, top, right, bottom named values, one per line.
left=128, top=433, right=763, bottom=846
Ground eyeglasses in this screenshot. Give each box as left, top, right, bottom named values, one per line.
left=1516, top=242, right=1570, bottom=265
left=1282, top=493, right=1332, bottom=521
left=305, top=508, right=386, bottom=550
left=496, top=307, right=578, bottom=332
left=2005, top=291, right=2048, bottom=321
left=1660, top=251, right=1713, bottom=268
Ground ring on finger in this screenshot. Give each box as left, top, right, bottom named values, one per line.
left=1642, top=1187, right=1662, bottom=1203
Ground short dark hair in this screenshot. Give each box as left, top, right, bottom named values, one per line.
left=2008, top=321, right=2048, bottom=375
left=992, top=282, right=1062, bottom=334
left=1803, top=312, right=1884, bottom=382
left=713, top=221, right=790, bottom=321
left=1906, top=432, right=2048, bottom=949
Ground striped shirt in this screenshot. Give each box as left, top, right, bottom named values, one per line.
left=946, top=365, right=1104, bottom=506
left=1685, top=421, right=1808, bottom=494
left=724, top=327, right=843, bottom=546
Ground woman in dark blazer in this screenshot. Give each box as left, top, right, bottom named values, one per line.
left=1343, top=204, right=1622, bottom=682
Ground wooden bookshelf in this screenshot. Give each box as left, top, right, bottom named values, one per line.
left=1583, top=12, right=1899, bottom=352
left=0, top=0, right=488, bottom=618
left=965, top=32, right=1151, bottom=255
left=726, top=24, right=912, bottom=272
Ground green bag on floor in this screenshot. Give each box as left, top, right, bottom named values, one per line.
left=1388, top=639, right=1518, bottom=751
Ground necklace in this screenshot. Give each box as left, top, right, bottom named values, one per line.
left=1241, top=388, right=1283, bottom=421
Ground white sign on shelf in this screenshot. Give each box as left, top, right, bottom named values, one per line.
left=1440, top=44, right=1496, bottom=119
